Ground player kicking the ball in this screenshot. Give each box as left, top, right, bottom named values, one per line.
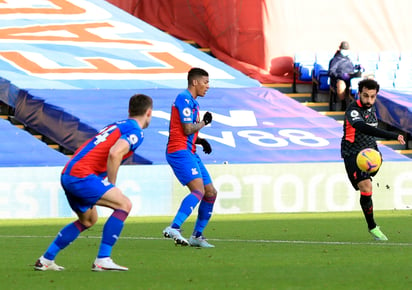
left=34, top=94, right=153, bottom=271
left=163, top=67, right=217, bottom=248
left=341, top=79, right=405, bottom=240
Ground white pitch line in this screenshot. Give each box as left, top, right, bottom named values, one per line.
left=1, top=235, right=412, bottom=247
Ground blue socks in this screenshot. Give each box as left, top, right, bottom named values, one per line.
left=43, top=209, right=129, bottom=260
left=170, top=190, right=216, bottom=238
left=171, top=190, right=203, bottom=229
left=44, top=220, right=87, bottom=260
left=97, top=209, right=128, bottom=258
left=193, top=195, right=216, bottom=237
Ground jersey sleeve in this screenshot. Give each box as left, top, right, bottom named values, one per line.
left=120, top=130, right=144, bottom=152
left=345, top=107, right=364, bottom=126
left=174, top=94, right=194, bottom=124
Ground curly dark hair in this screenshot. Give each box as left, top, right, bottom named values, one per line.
left=358, top=78, right=380, bottom=93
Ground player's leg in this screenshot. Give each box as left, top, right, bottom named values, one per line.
left=34, top=213, right=92, bottom=271
left=357, top=179, right=376, bottom=229
left=189, top=183, right=217, bottom=248
left=344, top=155, right=387, bottom=241
left=163, top=151, right=204, bottom=245
left=34, top=175, right=99, bottom=271
left=163, top=177, right=204, bottom=245
left=190, top=157, right=217, bottom=247
left=357, top=179, right=387, bottom=241
left=171, top=178, right=205, bottom=228
left=92, top=186, right=131, bottom=271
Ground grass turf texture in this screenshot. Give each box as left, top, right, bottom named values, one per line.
left=2, top=211, right=412, bottom=289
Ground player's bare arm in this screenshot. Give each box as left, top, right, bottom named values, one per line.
left=107, top=138, right=130, bottom=185
left=182, top=121, right=206, bottom=135
left=181, top=111, right=212, bottom=136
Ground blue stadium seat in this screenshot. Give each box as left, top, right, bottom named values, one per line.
left=375, top=51, right=399, bottom=82
left=311, top=63, right=329, bottom=101
left=376, top=61, right=398, bottom=72
left=293, top=51, right=315, bottom=91
left=310, top=51, right=333, bottom=100
left=374, top=68, right=395, bottom=89
left=357, top=51, right=379, bottom=74
left=294, top=51, right=316, bottom=69
left=379, top=51, right=400, bottom=63
left=349, top=77, right=363, bottom=96
left=393, top=71, right=412, bottom=89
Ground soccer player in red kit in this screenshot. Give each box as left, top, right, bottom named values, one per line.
left=34, top=94, right=153, bottom=271
left=341, top=79, right=405, bottom=240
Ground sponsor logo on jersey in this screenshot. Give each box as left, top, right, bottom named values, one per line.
left=350, top=110, right=361, bottom=121
left=183, top=107, right=191, bottom=117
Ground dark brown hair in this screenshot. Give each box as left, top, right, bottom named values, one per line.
left=129, top=94, right=153, bottom=117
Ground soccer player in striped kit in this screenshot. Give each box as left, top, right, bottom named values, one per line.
left=341, top=79, right=405, bottom=240
left=34, top=93, right=153, bottom=271
left=163, top=67, right=217, bottom=247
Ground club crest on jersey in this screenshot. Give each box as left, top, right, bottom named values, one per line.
left=128, top=134, right=138, bottom=144
left=191, top=168, right=199, bottom=175
left=102, top=179, right=111, bottom=186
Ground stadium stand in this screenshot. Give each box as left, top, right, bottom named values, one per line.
left=0, top=117, right=68, bottom=167
left=0, top=0, right=410, bottom=167
left=311, top=51, right=333, bottom=101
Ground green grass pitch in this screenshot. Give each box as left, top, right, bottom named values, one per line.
left=1, top=210, right=412, bottom=289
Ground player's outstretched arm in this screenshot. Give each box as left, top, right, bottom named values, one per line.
left=352, top=121, right=399, bottom=140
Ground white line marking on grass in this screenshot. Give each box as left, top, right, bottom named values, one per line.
left=1, top=235, right=412, bottom=247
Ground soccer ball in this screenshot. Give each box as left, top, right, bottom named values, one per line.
left=356, top=148, right=382, bottom=173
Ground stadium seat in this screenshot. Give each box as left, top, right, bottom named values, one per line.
left=393, top=73, right=412, bottom=89
left=379, top=51, right=400, bottom=63
left=294, top=51, right=316, bottom=69
left=375, top=51, right=399, bottom=83
left=357, top=51, right=379, bottom=75
left=376, top=61, right=398, bottom=72
left=397, top=59, right=412, bottom=71
left=311, top=63, right=330, bottom=100
left=374, top=69, right=395, bottom=89
left=349, top=77, right=363, bottom=97
left=293, top=51, right=316, bottom=92
left=311, top=51, right=334, bottom=101
left=400, top=51, right=412, bottom=60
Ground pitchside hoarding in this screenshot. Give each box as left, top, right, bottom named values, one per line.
left=0, top=162, right=411, bottom=219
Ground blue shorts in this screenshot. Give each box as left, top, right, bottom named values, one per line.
left=60, top=174, right=114, bottom=213
left=166, top=150, right=212, bottom=186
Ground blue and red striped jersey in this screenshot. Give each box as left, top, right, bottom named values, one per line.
left=63, top=119, right=144, bottom=178
left=167, top=89, right=200, bottom=154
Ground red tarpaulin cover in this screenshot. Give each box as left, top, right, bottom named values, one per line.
left=108, top=0, right=412, bottom=84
